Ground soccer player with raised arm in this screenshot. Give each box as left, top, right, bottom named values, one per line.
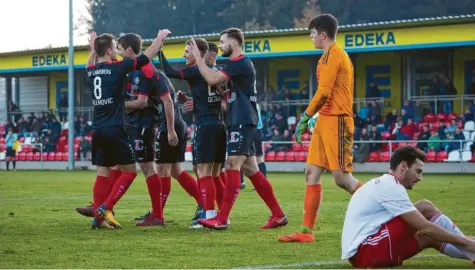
left=342, top=146, right=475, bottom=268
left=158, top=38, right=226, bottom=225
left=85, top=30, right=169, bottom=229
left=188, top=28, right=287, bottom=230
left=278, top=14, right=364, bottom=242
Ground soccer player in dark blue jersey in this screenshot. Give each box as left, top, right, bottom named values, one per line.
left=189, top=28, right=287, bottom=230
left=159, top=38, right=226, bottom=225
left=150, top=68, right=204, bottom=221
left=114, top=33, right=166, bottom=226
left=85, top=30, right=170, bottom=229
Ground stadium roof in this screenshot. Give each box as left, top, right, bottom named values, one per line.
left=2, top=14, right=475, bottom=56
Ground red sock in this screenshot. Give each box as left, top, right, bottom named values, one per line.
left=220, top=171, right=228, bottom=186
left=106, top=169, right=122, bottom=196
left=213, top=176, right=225, bottom=209
left=146, top=174, right=163, bottom=219
left=177, top=171, right=203, bottom=207
left=198, top=176, right=216, bottom=211
left=93, top=175, right=110, bottom=218
left=216, top=170, right=241, bottom=223
left=103, top=171, right=136, bottom=210
left=249, top=171, right=284, bottom=217
left=161, top=176, right=171, bottom=215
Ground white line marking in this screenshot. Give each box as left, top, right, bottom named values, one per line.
left=234, top=254, right=443, bottom=269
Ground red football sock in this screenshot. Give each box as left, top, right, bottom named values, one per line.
left=214, top=176, right=225, bottom=209
left=177, top=171, right=203, bottom=207
left=146, top=174, right=163, bottom=219
left=160, top=176, right=171, bottom=218
left=198, top=176, right=216, bottom=211
left=220, top=170, right=228, bottom=186
left=249, top=171, right=284, bottom=217
left=216, top=169, right=241, bottom=222
left=106, top=169, right=122, bottom=196
left=93, top=175, right=109, bottom=218
left=104, top=171, right=136, bottom=210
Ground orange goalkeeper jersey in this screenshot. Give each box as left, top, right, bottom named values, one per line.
left=305, top=44, right=354, bottom=117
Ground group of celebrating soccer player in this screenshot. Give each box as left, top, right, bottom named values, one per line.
left=76, top=13, right=475, bottom=268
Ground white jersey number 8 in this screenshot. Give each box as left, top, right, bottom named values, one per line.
left=93, top=76, right=102, bottom=99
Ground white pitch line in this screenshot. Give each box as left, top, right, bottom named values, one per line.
left=234, top=254, right=443, bottom=269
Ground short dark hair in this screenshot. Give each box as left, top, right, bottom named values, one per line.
left=308, top=14, right=338, bottom=39
left=118, top=33, right=142, bottom=54
left=94, top=33, right=116, bottom=57
left=186, top=38, right=208, bottom=57
left=389, top=146, right=427, bottom=171
left=220, top=28, right=244, bottom=46
left=207, top=42, right=218, bottom=53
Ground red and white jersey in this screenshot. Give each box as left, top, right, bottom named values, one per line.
left=341, top=174, right=416, bottom=259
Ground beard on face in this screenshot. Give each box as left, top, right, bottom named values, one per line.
left=221, top=45, right=232, bottom=57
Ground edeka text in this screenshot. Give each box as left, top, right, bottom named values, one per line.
left=344, top=32, right=396, bottom=48
left=32, top=54, right=67, bottom=67
left=243, top=40, right=271, bottom=54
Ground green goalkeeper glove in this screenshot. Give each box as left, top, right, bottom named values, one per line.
left=295, top=112, right=311, bottom=144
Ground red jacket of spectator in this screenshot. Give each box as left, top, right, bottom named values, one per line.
left=400, top=123, right=416, bottom=138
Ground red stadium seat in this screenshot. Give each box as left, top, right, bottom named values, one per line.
left=263, top=143, right=271, bottom=152
left=301, top=133, right=310, bottom=142
left=426, top=151, right=436, bottom=162
left=18, top=152, right=27, bottom=161
left=398, top=142, right=408, bottom=148
left=42, top=152, right=48, bottom=161
left=0, top=144, right=5, bottom=152
left=296, top=152, right=306, bottom=162
left=265, top=151, right=276, bottom=162
left=424, top=113, right=436, bottom=123
left=186, top=144, right=192, bottom=152
left=368, top=151, right=380, bottom=162
left=275, top=151, right=285, bottom=161
left=291, top=134, right=296, bottom=141
left=436, top=151, right=448, bottom=162
left=380, top=151, right=390, bottom=162
left=285, top=151, right=295, bottom=162
left=55, top=152, right=63, bottom=161
left=0, top=137, right=5, bottom=144
left=448, top=113, right=458, bottom=121
left=381, top=131, right=391, bottom=140
left=302, top=143, right=310, bottom=151
left=47, top=152, right=56, bottom=161
left=26, top=152, right=34, bottom=161
left=436, top=113, right=447, bottom=122
left=62, top=152, right=69, bottom=161
left=292, top=143, right=302, bottom=152
left=75, top=136, right=83, bottom=144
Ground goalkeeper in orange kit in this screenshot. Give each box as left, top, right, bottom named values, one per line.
left=278, top=14, right=364, bottom=243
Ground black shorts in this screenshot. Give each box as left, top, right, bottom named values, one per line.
left=155, top=120, right=187, bottom=164
left=253, top=129, right=264, bottom=157
left=227, top=125, right=257, bottom=157
left=192, top=124, right=226, bottom=165
left=126, top=126, right=155, bottom=163
left=92, top=126, right=135, bottom=167
left=6, top=147, right=16, bottom=158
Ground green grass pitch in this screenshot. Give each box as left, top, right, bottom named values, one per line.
left=0, top=171, right=474, bottom=268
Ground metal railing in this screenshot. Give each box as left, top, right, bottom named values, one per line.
left=261, top=139, right=474, bottom=170
left=411, top=94, right=475, bottom=114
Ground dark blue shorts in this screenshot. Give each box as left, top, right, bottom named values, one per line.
left=92, top=126, right=135, bottom=167
left=155, top=120, right=187, bottom=164
left=192, top=124, right=226, bottom=165
left=253, top=129, right=264, bottom=157
left=6, top=147, right=16, bottom=157
left=126, top=126, right=155, bottom=163
left=227, top=125, right=256, bottom=157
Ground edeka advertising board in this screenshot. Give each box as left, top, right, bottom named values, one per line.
left=0, top=23, right=474, bottom=73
